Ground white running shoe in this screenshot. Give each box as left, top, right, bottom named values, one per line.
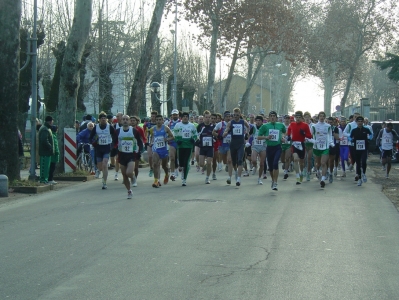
left=333, top=168, right=337, bottom=177
left=212, top=173, right=217, bottom=180
left=127, top=190, right=133, bottom=199
left=357, top=179, right=362, bottom=186
left=132, top=177, right=137, bottom=187
left=114, top=173, right=118, bottom=181
left=95, top=170, right=100, bottom=178
left=362, top=173, right=367, bottom=183
left=218, top=163, right=223, bottom=172
left=205, top=177, right=210, bottom=184
left=243, top=171, right=249, bottom=177
left=102, top=183, right=107, bottom=190
left=182, top=179, right=187, bottom=186
left=257, top=178, right=263, bottom=185
left=252, top=167, right=257, bottom=176
left=272, top=182, right=278, bottom=191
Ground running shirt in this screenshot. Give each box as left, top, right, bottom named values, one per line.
left=144, top=122, right=157, bottom=143
left=150, top=125, right=168, bottom=153
left=229, top=119, right=245, bottom=141
left=350, top=126, right=373, bottom=151
left=343, top=121, right=357, bottom=146
left=197, top=123, right=215, bottom=147
left=258, top=122, right=286, bottom=146
left=311, top=122, right=332, bottom=150
left=338, top=125, right=349, bottom=146
left=286, top=121, right=312, bottom=142
left=214, top=121, right=231, bottom=146
left=378, top=128, right=398, bottom=150
left=165, top=119, right=181, bottom=130
left=116, top=126, right=140, bottom=153
left=173, top=122, right=198, bottom=148
left=249, top=125, right=265, bottom=147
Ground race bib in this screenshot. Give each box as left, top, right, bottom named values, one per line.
left=340, top=136, right=348, bottom=146
left=253, top=138, right=263, bottom=146
left=356, top=140, right=365, bottom=150
left=202, top=136, right=212, bottom=147
left=232, top=124, right=243, bottom=135
left=316, top=136, right=327, bottom=150
left=223, top=134, right=231, bottom=144
left=269, top=129, right=279, bottom=142
left=154, top=136, right=166, bottom=149
left=182, top=129, right=192, bottom=139
left=98, top=134, right=111, bottom=145
left=292, top=141, right=303, bottom=151
left=121, top=140, right=134, bottom=153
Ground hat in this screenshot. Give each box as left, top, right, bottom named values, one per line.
left=171, top=109, right=179, bottom=115
left=356, top=116, right=364, bottom=121
left=107, top=114, right=113, bottom=120
left=45, top=116, right=53, bottom=122
left=85, top=114, right=92, bottom=120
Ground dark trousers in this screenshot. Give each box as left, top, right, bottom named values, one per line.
left=178, top=148, right=192, bottom=180
left=48, top=162, right=56, bottom=181
left=355, top=150, right=368, bottom=176
left=39, top=156, right=51, bottom=183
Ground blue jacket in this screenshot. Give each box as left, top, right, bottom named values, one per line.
left=77, top=128, right=91, bottom=144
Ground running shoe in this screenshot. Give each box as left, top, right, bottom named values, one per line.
left=296, top=178, right=301, bottom=185
left=236, top=180, right=241, bottom=186
left=132, top=177, right=138, bottom=187
left=191, top=160, right=194, bottom=166
left=49, top=180, right=57, bottom=185
left=226, top=177, right=231, bottom=184
left=205, top=177, right=210, bottom=184
left=164, top=174, right=169, bottom=185
left=333, top=168, right=337, bottom=177
left=329, top=175, right=333, bottom=183
left=272, top=183, right=278, bottom=191
left=182, top=179, right=187, bottom=186
left=102, top=183, right=107, bottom=190
left=114, top=173, right=118, bottom=181
left=386, top=174, right=389, bottom=179
left=284, top=173, right=289, bottom=180
left=152, top=182, right=160, bottom=188
left=382, top=166, right=386, bottom=171
left=252, top=167, right=257, bottom=176
left=212, top=173, right=217, bottom=180
left=149, top=169, right=153, bottom=177
left=127, top=190, right=133, bottom=199
left=201, top=168, right=205, bottom=175
left=258, top=178, right=263, bottom=185
left=263, top=174, right=267, bottom=179
left=355, top=175, right=359, bottom=181
left=357, top=179, right=362, bottom=186
left=349, top=164, right=354, bottom=171
left=218, top=164, right=223, bottom=172
left=95, top=170, right=100, bottom=179
left=170, top=174, right=176, bottom=181
left=342, top=172, right=346, bottom=178
left=306, top=173, right=310, bottom=181
left=243, top=171, right=249, bottom=177
left=320, top=180, right=325, bottom=188
left=362, top=174, right=367, bottom=183
left=197, top=165, right=200, bottom=172
left=271, top=181, right=274, bottom=188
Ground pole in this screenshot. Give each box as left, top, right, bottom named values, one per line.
left=172, top=0, right=177, bottom=110
left=260, top=68, right=263, bottom=113
left=29, top=0, right=38, bottom=180
left=269, top=76, right=272, bottom=111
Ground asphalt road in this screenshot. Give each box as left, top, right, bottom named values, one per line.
left=1, top=166, right=399, bottom=300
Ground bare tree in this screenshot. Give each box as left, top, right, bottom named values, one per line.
left=0, top=0, right=22, bottom=181
left=56, top=0, right=93, bottom=173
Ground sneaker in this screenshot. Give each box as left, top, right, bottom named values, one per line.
left=149, top=169, right=153, bottom=177
left=226, top=178, right=231, bottom=184
left=296, top=178, right=301, bottom=185
left=182, top=179, right=187, bottom=186
left=333, top=168, right=337, bottom=177
left=218, top=164, right=223, bottom=172
left=329, top=175, right=333, bottom=183
left=349, top=164, right=354, bottom=171
left=355, top=175, right=359, bottom=181
left=257, top=178, right=263, bottom=185
left=284, top=173, right=289, bottom=180
left=114, top=173, right=118, bottom=181
left=95, top=170, right=101, bottom=179
left=325, top=172, right=329, bottom=180
left=152, top=182, right=160, bottom=188
left=236, top=180, right=241, bottom=186
left=49, top=180, right=57, bottom=185
left=212, top=173, right=217, bottom=180
left=320, top=180, right=325, bottom=188
left=306, top=173, right=310, bottom=181
left=382, top=166, right=386, bottom=171
left=386, top=174, right=389, bottom=179
left=243, top=171, right=249, bottom=177
left=342, top=172, right=346, bottom=178
left=132, top=179, right=138, bottom=187
left=164, top=174, right=169, bottom=185
left=251, top=167, right=257, bottom=176
left=271, top=181, right=274, bottom=188
left=263, top=174, right=267, bottom=179
left=102, top=183, right=107, bottom=190
left=357, top=179, right=362, bottom=186
left=196, top=165, right=200, bottom=172
left=201, top=168, right=204, bottom=175
left=272, top=182, right=278, bottom=191
left=362, top=173, right=367, bottom=183
left=205, top=177, right=210, bottom=184
left=127, top=190, right=132, bottom=199
left=191, top=160, right=194, bottom=166
left=170, top=174, right=176, bottom=181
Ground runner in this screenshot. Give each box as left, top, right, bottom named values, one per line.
left=149, top=115, right=174, bottom=188
left=210, top=113, right=219, bottom=180
left=116, top=115, right=143, bottom=199
left=343, top=112, right=360, bottom=177
left=111, top=112, right=122, bottom=180
left=165, top=109, right=181, bottom=181
left=89, top=111, right=117, bottom=190
left=248, top=115, right=267, bottom=185
left=130, top=116, right=147, bottom=187
left=281, top=115, right=292, bottom=180
left=376, top=122, right=399, bottom=178
left=197, top=110, right=215, bottom=184
left=285, top=111, right=312, bottom=185
left=213, top=111, right=233, bottom=183
left=222, top=108, right=250, bottom=186
left=303, top=112, right=314, bottom=181
left=349, top=116, right=373, bottom=186
left=257, top=111, right=286, bottom=190
left=143, top=111, right=158, bottom=177
left=173, top=112, right=198, bottom=186
left=327, top=116, right=340, bottom=183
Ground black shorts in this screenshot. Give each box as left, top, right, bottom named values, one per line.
left=245, top=145, right=252, bottom=157
left=199, top=147, right=214, bottom=158
left=381, top=149, right=393, bottom=159
left=329, top=144, right=338, bottom=156
left=291, top=142, right=305, bottom=159
left=118, top=152, right=137, bottom=167
left=110, top=147, right=118, bottom=157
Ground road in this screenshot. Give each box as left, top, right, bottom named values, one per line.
left=1, top=166, right=399, bottom=299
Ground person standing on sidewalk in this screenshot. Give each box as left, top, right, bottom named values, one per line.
left=38, top=116, right=54, bottom=184
left=48, top=125, right=60, bottom=184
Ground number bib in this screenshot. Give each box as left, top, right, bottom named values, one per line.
left=340, top=136, right=348, bottom=146
left=232, top=124, right=243, bottom=135
left=98, top=134, right=111, bottom=145
left=154, top=136, right=166, bottom=149
left=292, top=141, right=303, bottom=150
left=182, top=129, right=192, bottom=139
left=202, top=136, right=212, bottom=147
left=223, top=134, right=231, bottom=144
left=121, top=140, right=134, bottom=153
left=269, top=129, right=279, bottom=142
left=316, top=137, right=327, bottom=150
left=253, top=138, right=263, bottom=146
left=356, top=140, right=365, bottom=150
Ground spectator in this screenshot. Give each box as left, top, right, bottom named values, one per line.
left=48, top=125, right=60, bottom=184
left=38, top=116, right=54, bottom=184
left=79, top=114, right=93, bottom=132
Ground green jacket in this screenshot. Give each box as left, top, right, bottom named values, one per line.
left=38, top=122, right=54, bottom=157
left=51, top=133, right=60, bottom=163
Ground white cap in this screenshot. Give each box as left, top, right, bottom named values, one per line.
left=171, top=109, right=179, bottom=115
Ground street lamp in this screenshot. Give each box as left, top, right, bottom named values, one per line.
left=170, top=0, right=178, bottom=110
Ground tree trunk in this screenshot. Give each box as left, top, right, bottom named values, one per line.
left=127, top=0, right=167, bottom=116
left=47, top=41, right=65, bottom=113
left=340, top=56, right=360, bottom=110
left=56, top=0, right=92, bottom=173
left=0, top=0, right=22, bottom=181
left=323, top=63, right=336, bottom=116
left=77, top=42, right=91, bottom=113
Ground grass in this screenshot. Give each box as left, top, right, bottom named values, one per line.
left=54, top=170, right=91, bottom=177
left=10, top=179, right=42, bottom=187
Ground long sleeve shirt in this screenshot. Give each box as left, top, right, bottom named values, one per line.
left=286, top=121, right=312, bottom=142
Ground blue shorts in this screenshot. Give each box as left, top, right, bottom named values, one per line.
left=168, top=141, right=178, bottom=150
left=218, top=145, right=230, bottom=154
left=155, top=149, right=169, bottom=159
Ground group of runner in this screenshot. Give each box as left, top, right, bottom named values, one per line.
left=87, top=108, right=398, bottom=199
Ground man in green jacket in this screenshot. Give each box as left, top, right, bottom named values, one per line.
left=38, top=116, right=54, bottom=184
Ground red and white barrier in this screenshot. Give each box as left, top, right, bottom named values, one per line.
left=64, top=128, right=77, bottom=173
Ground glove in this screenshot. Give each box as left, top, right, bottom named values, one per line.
left=177, top=140, right=183, bottom=146
left=245, top=142, right=251, bottom=148
left=300, top=129, right=306, bottom=136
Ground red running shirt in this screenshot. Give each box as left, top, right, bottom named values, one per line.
left=286, top=121, right=312, bottom=142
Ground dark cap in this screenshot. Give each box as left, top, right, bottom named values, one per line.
left=85, top=114, right=92, bottom=120
left=45, top=116, right=53, bottom=122
left=107, top=114, right=113, bottom=120
left=356, top=116, right=364, bottom=121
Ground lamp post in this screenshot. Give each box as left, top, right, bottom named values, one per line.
left=170, top=0, right=178, bottom=110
